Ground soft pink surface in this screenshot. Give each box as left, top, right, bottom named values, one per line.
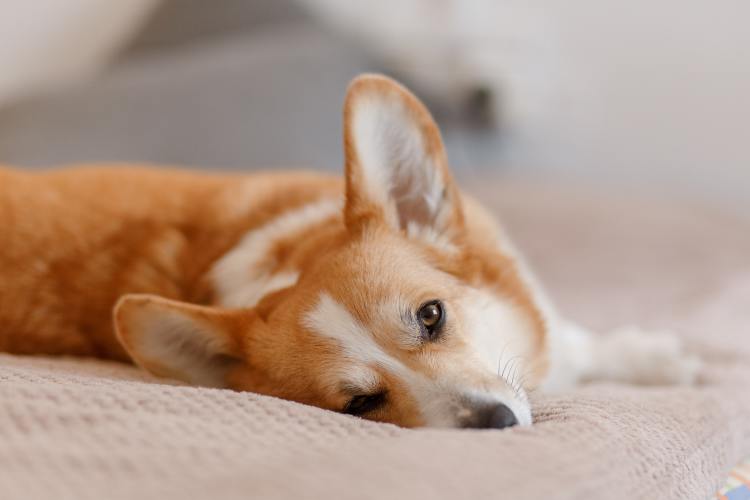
left=1, top=182, right=748, bottom=500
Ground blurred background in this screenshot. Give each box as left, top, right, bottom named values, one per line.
left=1, top=0, right=748, bottom=217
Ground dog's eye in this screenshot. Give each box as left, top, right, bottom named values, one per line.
left=417, top=300, right=445, bottom=339
left=343, top=392, right=387, bottom=416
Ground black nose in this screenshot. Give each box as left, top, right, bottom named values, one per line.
left=470, top=403, right=519, bottom=430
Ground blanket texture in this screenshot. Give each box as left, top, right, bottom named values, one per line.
left=1, top=182, right=749, bottom=500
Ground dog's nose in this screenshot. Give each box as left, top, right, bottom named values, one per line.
left=470, top=403, right=519, bottom=430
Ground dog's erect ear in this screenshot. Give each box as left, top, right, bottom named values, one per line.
left=343, top=74, right=464, bottom=242
left=114, top=294, right=249, bottom=387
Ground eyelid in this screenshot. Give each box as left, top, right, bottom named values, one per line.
left=340, top=383, right=372, bottom=396
left=343, top=391, right=388, bottom=415
left=340, top=370, right=382, bottom=396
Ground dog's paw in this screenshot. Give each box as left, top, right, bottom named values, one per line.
left=591, top=327, right=701, bottom=386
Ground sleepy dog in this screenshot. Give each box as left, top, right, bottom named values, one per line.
left=0, top=75, right=698, bottom=428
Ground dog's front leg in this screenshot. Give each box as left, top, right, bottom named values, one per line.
left=541, top=320, right=701, bottom=392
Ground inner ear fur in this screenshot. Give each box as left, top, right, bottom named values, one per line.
left=342, top=74, right=464, bottom=239
left=114, top=294, right=252, bottom=387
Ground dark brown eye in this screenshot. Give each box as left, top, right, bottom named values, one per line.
left=343, top=392, right=387, bottom=416
left=417, top=300, right=445, bottom=339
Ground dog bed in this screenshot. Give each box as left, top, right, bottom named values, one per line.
left=1, top=181, right=748, bottom=500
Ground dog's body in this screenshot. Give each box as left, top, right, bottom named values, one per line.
left=0, top=167, right=342, bottom=359
left=0, top=75, right=698, bottom=428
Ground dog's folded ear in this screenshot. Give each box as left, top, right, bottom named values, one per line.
left=114, top=294, right=250, bottom=387
left=343, top=74, right=465, bottom=244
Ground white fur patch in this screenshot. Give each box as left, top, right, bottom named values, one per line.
left=461, top=288, right=537, bottom=379
left=304, top=292, right=403, bottom=371
left=211, top=199, right=341, bottom=307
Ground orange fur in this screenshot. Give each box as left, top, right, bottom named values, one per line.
left=0, top=166, right=340, bottom=358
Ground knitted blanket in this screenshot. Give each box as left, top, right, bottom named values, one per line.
left=1, top=182, right=748, bottom=500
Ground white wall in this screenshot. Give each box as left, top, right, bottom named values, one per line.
left=498, top=1, right=750, bottom=214
left=0, top=0, right=159, bottom=105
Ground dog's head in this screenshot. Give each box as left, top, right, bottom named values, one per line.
left=115, top=75, right=547, bottom=429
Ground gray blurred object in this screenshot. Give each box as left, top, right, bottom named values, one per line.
left=0, top=0, right=378, bottom=170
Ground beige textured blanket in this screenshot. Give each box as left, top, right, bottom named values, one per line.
left=1, top=182, right=749, bottom=500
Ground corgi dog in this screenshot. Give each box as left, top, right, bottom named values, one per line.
left=0, top=75, right=698, bottom=429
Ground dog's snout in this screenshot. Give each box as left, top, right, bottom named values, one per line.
left=466, top=403, right=519, bottom=430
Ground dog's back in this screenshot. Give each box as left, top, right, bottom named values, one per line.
left=0, top=166, right=340, bottom=359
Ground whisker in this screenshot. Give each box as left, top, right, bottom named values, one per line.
left=500, top=355, right=523, bottom=380
left=496, top=342, right=509, bottom=377
left=507, top=356, right=523, bottom=383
